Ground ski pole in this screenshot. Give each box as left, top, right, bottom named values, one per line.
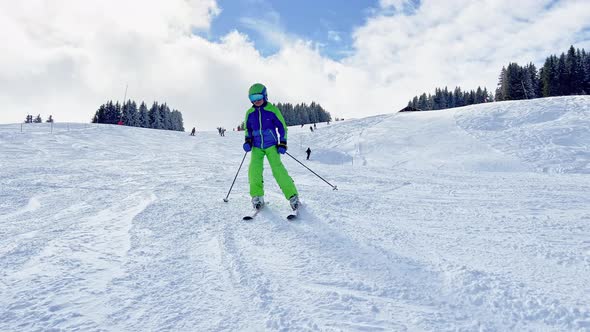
left=223, top=151, right=248, bottom=202
left=285, top=152, right=338, bottom=191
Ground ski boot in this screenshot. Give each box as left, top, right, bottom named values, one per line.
left=289, top=195, right=300, bottom=211
left=252, top=196, right=265, bottom=210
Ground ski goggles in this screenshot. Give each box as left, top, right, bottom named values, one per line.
left=249, top=93, right=265, bottom=102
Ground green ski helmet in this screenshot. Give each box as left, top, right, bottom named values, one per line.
left=248, top=83, right=267, bottom=102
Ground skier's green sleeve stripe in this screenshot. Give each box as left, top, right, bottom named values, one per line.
left=244, top=107, right=255, bottom=137
left=267, top=104, right=288, bottom=141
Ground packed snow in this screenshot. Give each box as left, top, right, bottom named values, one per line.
left=1, top=96, right=589, bottom=331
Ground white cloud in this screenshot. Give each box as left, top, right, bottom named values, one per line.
left=1, top=0, right=590, bottom=129
left=379, top=0, right=411, bottom=10
left=347, top=0, right=590, bottom=103
left=239, top=10, right=292, bottom=50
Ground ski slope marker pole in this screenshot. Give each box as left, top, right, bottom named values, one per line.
left=223, top=151, right=248, bottom=202
left=286, top=152, right=338, bottom=191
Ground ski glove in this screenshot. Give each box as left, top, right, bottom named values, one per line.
left=277, top=142, right=287, bottom=154
left=243, top=138, right=252, bottom=152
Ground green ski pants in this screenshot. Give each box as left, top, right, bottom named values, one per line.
left=249, top=146, right=298, bottom=200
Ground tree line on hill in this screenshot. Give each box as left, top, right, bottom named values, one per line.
left=407, top=87, right=492, bottom=111
left=277, top=102, right=331, bottom=125
left=24, top=115, right=54, bottom=123
left=496, top=45, right=590, bottom=100
left=92, top=100, right=184, bottom=131
left=237, top=102, right=331, bottom=130
left=408, top=45, right=590, bottom=111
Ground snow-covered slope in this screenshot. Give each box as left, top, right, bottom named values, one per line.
left=297, top=95, right=590, bottom=174
left=1, top=97, right=589, bottom=331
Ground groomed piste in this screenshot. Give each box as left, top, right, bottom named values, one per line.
left=1, top=96, right=589, bottom=331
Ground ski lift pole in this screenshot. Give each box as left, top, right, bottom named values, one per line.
left=285, top=152, right=338, bottom=190
left=223, top=151, right=248, bottom=202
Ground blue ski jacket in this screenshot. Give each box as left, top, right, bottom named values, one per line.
left=244, top=101, right=288, bottom=149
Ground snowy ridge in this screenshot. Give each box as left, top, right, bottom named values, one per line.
left=1, top=97, right=589, bottom=331
left=455, top=96, right=590, bottom=174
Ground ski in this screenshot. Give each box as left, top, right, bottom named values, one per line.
left=243, top=206, right=263, bottom=220
left=287, top=208, right=299, bottom=220
left=243, top=202, right=299, bottom=221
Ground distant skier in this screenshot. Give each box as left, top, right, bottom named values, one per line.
left=190, top=127, right=196, bottom=136
left=310, top=126, right=314, bottom=132
left=242, top=83, right=300, bottom=211
left=306, top=147, right=311, bottom=160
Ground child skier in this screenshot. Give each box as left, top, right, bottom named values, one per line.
left=242, top=83, right=300, bottom=211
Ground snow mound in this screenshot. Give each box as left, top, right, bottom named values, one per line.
left=455, top=96, right=590, bottom=174
left=304, top=96, right=590, bottom=174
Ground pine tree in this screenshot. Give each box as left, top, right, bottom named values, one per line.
left=432, top=88, right=441, bottom=110
left=157, top=104, right=169, bottom=130
left=583, top=49, right=590, bottom=94
left=171, top=110, right=184, bottom=131
left=573, top=48, right=584, bottom=94
left=541, top=55, right=558, bottom=97
left=427, top=93, right=434, bottom=110
left=483, top=87, right=492, bottom=102
left=92, top=105, right=104, bottom=123
left=503, top=63, right=517, bottom=100
left=102, top=101, right=120, bottom=124
left=115, top=102, right=123, bottom=124
left=495, top=67, right=507, bottom=101
left=527, top=63, right=540, bottom=98
left=521, top=63, right=538, bottom=99
left=453, top=87, right=463, bottom=107
left=418, top=93, right=428, bottom=110
left=444, top=87, right=454, bottom=108
left=121, top=100, right=138, bottom=126
left=557, top=53, right=567, bottom=96
left=564, top=46, right=577, bottom=94
left=149, top=102, right=162, bottom=129
left=442, top=87, right=450, bottom=108
left=475, top=87, right=483, bottom=103
left=138, top=102, right=149, bottom=127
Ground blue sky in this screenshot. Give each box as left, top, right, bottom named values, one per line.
left=206, top=0, right=383, bottom=59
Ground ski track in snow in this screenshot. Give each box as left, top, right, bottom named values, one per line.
left=1, top=97, right=590, bottom=331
